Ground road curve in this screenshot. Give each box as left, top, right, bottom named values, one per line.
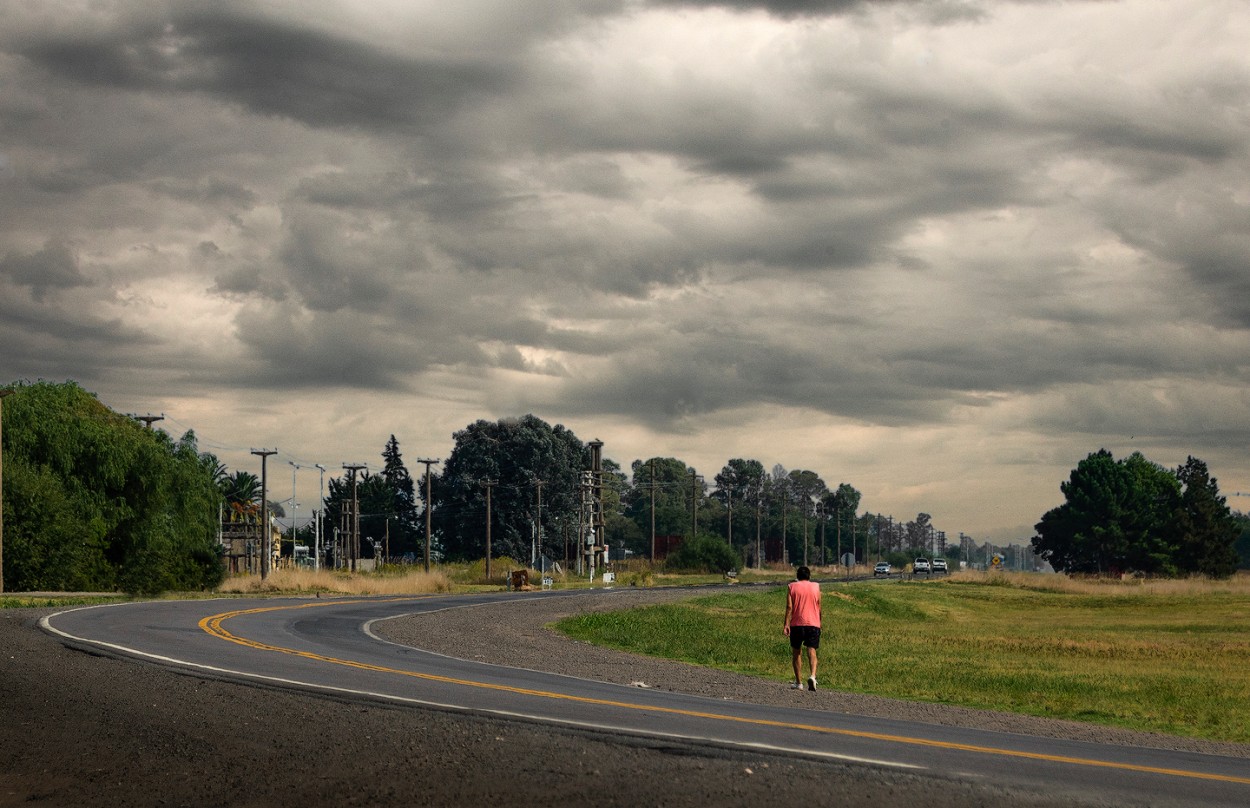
left=43, top=592, right=1250, bottom=808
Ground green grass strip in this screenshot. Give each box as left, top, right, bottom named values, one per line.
left=555, top=580, right=1250, bottom=743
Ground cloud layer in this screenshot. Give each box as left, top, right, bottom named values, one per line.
left=3, top=0, right=1249, bottom=539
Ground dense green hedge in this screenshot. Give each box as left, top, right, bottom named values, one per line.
left=2, top=381, right=224, bottom=594
left=663, top=533, right=742, bottom=574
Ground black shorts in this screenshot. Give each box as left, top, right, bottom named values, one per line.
left=789, top=625, right=821, bottom=650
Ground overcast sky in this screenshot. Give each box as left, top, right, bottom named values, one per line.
left=3, top=0, right=1249, bottom=542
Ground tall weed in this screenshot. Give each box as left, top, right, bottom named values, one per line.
left=217, top=567, right=451, bottom=595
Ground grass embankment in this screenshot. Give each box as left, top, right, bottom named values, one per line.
left=555, top=571, right=1250, bottom=744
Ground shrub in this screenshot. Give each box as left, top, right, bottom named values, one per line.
left=663, top=533, right=742, bottom=574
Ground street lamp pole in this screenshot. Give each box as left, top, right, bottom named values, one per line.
left=314, top=464, right=326, bottom=571
left=289, top=462, right=301, bottom=568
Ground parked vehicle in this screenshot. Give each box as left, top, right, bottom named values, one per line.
left=874, top=561, right=891, bottom=576
left=931, top=557, right=948, bottom=573
left=913, top=557, right=931, bottom=574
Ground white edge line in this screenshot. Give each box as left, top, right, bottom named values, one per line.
left=362, top=599, right=717, bottom=692
left=40, top=609, right=921, bottom=773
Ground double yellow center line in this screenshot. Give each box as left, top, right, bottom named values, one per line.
left=200, top=599, right=1250, bottom=787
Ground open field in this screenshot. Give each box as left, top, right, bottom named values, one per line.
left=556, top=571, right=1250, bottom=743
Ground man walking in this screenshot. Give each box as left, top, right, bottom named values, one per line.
left=783, top=565, right=822, bottom=691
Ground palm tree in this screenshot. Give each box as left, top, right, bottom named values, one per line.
left=222, top=470, right=261, bottom=522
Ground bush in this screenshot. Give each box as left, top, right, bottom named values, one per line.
left=663, top=534, right=742, bottom=574
left=2, top=380, right=226, bottom=594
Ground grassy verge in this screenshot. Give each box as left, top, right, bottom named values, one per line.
left=555, top=571, right=1250, bottom=744
left=0, top=594, right=129, bottom=608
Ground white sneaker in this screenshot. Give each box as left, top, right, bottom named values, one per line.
left=790, top=681, right=803, bottom=689
left=807, top=677, right=817, bottom=691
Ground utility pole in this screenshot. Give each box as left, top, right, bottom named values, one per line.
left=342, top=464, right=366, bottom=572
left=0, top=389, right=13, bottom=593
left=817, top=501, right=825, bottom=566
left=755, top=489, right=762, bottom=570
left=130, top=413, right=164, bottom=430
left=481, top=479, right=496, bottom=582
left=649, top=458, right=656, bottom=563
left=802, top=502, right=809, bottom=567
left=781, top=504, right=788, bottom=566
left=587, top=440, right=605, bottom=578
left=837, top=506, right=844, bottom=569
left=288, top=462, right=302, bottom=568
left=534, top=479, right=544, bottom=570
left=690, top=469, right=702, bottom=537
left=251, top=449, right=277, bottom=580
left=417, top=458, right=439, bottom=572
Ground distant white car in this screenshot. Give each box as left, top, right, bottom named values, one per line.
left=913, top=557, right=931, bottom=574
left=931, top=557, right=948, bottom=573
left=874, top=561, right=891, bottom=576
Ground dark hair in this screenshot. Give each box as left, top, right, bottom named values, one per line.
left=796, top=566, right=811, bottom=580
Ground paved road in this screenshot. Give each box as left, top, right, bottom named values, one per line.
left=43, top=592, right=1250, bottom=807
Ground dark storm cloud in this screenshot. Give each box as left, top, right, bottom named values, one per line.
left=0, top=240, right=91, bottom=300
left=649, top=0, right=913, bottom=17
left=535, top=325, right=959, bottom=429
left=15, top=6, right=516, bottom=132
left=0, top=282, right=154, bottom=387
left=3, top=0, right=1250, bottom=536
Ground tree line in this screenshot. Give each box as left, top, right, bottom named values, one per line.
left=3, top=381, right=1246, bottom=592
left=1032, top=449, right=1243, bottom=577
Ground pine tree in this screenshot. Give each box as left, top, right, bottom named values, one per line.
left=381, top=435, right=420, bottom=556
left=1174, top=457, right=1239, bottom=578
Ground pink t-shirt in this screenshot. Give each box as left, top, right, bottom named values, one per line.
left=787, top=579, right=821, bottom=628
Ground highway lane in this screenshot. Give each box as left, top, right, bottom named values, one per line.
left=43, top=592, right=1250, bottom=807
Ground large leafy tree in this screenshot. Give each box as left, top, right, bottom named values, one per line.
left=325, top=470, right=396, bottom=561
left=624, top=457, right=700, bottom=545
left=713, top=458, right=766, bottom=508
left=435, top=415, right=588, bottom=563
left=600, top=458, right=645, bottom=557
left=906, top=512, right=934, bottom=554
left=2, top=380, right=224, bottom=593
left=822, top=483, right=862, bottom=562
left=713, top=458, right=766, bottom=552
left=786, top=469, right=827, bottom=564
left=1033, top=450, right=1183, bottom=576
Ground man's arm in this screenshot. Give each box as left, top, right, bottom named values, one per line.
left=783, top=588, right=793, bottom=635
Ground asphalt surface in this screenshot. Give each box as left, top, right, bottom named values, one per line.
left=28, top=591, right=1250, bottom=808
